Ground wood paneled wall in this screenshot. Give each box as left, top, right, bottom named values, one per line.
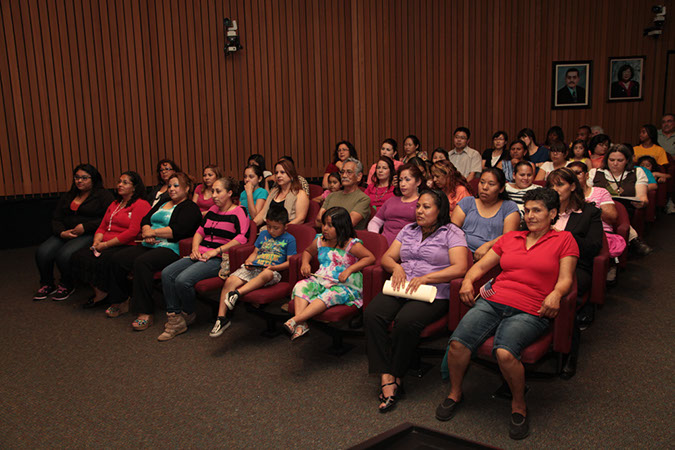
left=1, top=0, right=674, bottom=197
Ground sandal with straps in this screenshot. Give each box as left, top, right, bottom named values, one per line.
left=291, top=323, right=309, bottom=341
left=379, top=381, right=402, bottom=413
left=106, top=299, right=130, bottom=318
left=131, top=316, right=153, bottom=331
left=283, top=319, right=297, bottom=335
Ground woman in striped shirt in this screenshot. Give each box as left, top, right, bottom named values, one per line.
left=159, top=176, right=249, bottom=341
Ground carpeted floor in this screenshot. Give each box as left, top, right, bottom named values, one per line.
left=1, top=216, right=673, bottom=449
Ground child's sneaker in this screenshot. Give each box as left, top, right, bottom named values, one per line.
left=33, top=284, right=56, bottom=301
left=209, top=316, right=231, bottom=338
left=52, top=285, right=75, bottom=301
left=224, top=290, right=240, bottom=311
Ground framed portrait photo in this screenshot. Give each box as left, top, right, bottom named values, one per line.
left=552, top=61, right=592, bottom=109
left=608, top=56, right=644, bottom=101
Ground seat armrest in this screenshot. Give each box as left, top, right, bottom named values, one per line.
left=228, top=244, right=255, bottom=271
left=178, top=238, right=193, bottom=257
left=363, top=265, right=388, bottom=308
left=590, top=240, right=610, bottom=305
left=552, top=283, right=578, bottom=354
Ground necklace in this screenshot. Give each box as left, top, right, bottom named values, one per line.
left=108, top=201, right=127, bottom=231
left=609, top=170, right=625, bottom=195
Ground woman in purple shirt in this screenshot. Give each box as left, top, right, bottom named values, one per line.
left=364, top=189, right=470, bottom=413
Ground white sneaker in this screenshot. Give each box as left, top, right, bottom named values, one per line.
left=209, top=316, right=231, bottom=338
left=224, top=290, right=240, bottom=311
left=606, top=266, right=617, bottom=283
left=666, top=199, right=675, bottom=214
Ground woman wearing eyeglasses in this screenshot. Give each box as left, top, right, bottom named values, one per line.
left=33, top=164, right=114, bottom=302
left=148, top=159, right=181, bottom=207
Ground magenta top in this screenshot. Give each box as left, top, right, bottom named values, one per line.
left=194, top=184, right=215, bottom=212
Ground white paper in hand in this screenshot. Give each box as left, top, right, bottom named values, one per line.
left=382, top=280, right=437, bottom=303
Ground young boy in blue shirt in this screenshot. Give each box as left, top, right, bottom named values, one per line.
left=210, top=207, right=297, bottom=337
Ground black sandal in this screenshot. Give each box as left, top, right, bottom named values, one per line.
left=378, top=381, right=402, bottom=413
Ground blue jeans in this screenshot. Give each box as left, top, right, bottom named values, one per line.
left=161, top=257, right=222, bottom=314
left=35, top=234, right=93, bottom=287
left=449, top=298, right=550, bottom=360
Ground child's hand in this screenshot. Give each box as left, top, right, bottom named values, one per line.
left=338, top=271, right=350, bottom=283
left=300, top=263, right=311, bottom=277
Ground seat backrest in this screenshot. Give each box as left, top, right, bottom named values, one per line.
left=308, top=183, right=324, bottom=199
left=533, top=180, right=546, bottom=187
left=286, top=223, right=317, bottom=254
left=468, top=178, right=479, bottom=196
left=304, top=200, right=320, bottom=225
left=356, top=230, right=389, bottom=264
left=612, top=200, right=630, bottom=238
left=245, top=221, right=258, bottom=244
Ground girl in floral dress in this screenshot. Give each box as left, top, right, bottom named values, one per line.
left=285, top=207, right=375, bottom=340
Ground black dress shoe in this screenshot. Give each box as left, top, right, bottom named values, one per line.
left=82, top=296, right=109, bottom=309
left=560, top=354, right=577, bottom=380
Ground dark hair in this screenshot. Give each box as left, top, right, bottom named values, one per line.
left=408, top=156, right=429, bottom=177
left=453, top=127, right=471, bottom=139
left=274, top=159, right=302, bottom=193
left=479, top=168, right=509, bottom=200
left=394, top=163, right=424, bottom=196
left=570, top=139, right=589, bottom=160
left=523, top=187, right=560, bottom=225
left=203, top=164, right=224, bottom=180
left=578, top=125, right=592, bottom=135
left=514, top=160, right=535, bottom=174
left=430, top=147, right=449, bottom=161
left=637, top=155, right=659, bottom=171
left=416, top=189, right=452, bottom=234
left=245, top=164, right=264, bottom=180
left=509, top=139, right=530, bottom=161
left=333, top=141, right=358, bottom=164
left=156, top=159, right=180, bottom=184
left=266, top=205, right=289, bottom=225
left=430, top=160, right=470, bottom=196
left=546, top=167, right=585, bottom=211
left=517, top=128, right=538, bottom=146
left=116, top=171, right=146, bottom=205
left=403, top=135, right=421, bottom=155
left=247, top=154, right=267, bottom=172
left=549, top=141, right=568, bottom=157
left=589, top=134, right=611, bottom=155
left=322, top=206, right=356, bottom=248
left=617, top=64, right=634, bottom=80
left=492, top=130, right=509, bottom=141
left=567, top=161, right=589, bottom=174
left=602, top=144, right=635, bottom=171
left=169, top=172, right=194, bottom=197
left=382, top=138, right=399, bottom=160
left=279, top=155, right=295, bottom=165
left=70, top=164, right=104, bottom=194
left=545, top=126, right=565, bottom=146
left=565, top=67, right=580, bottom=77
left=327, top=171, right=341, bottom=186
left=642, top=124, right=659, bottom=146
left=215, top=176, right=240, bottom=198
left=371, top=156, right=395, bottom=186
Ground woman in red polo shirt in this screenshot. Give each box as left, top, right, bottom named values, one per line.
left=435, top=188, right=578, bottom=441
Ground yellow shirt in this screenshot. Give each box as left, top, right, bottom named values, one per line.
left=633, top=144, right=669, bottom=166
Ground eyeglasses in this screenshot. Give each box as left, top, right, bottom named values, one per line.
left=74, top=175, right=91, bottom=181
left=340, top=169, right=356, bottom=176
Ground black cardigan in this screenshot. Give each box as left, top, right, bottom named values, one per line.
left=141, top=199, right=202, bottom=242
left=51, top=189, right=114, bottom=236
left=564, top=202, right=603, bottom=274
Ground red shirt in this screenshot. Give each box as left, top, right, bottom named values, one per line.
left=488, top=230, right=579, bottom=316
left=95, top=199, right=152, bottom=245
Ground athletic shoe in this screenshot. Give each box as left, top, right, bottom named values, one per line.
left=33, top=285, right=56, bottom=301
left=52, top=285, right=75, bottom=301
left=666, top=199, right=675, bottom=214
left=209, top=316, right=231, bottom=338
left=224, top=290, right=240, bottom=311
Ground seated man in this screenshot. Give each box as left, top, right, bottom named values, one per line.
left=317, top=158, right=371, bottom=230
left=436, top=188, right=578, bottom=441
left=448, top=127, right=482, bottom=182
